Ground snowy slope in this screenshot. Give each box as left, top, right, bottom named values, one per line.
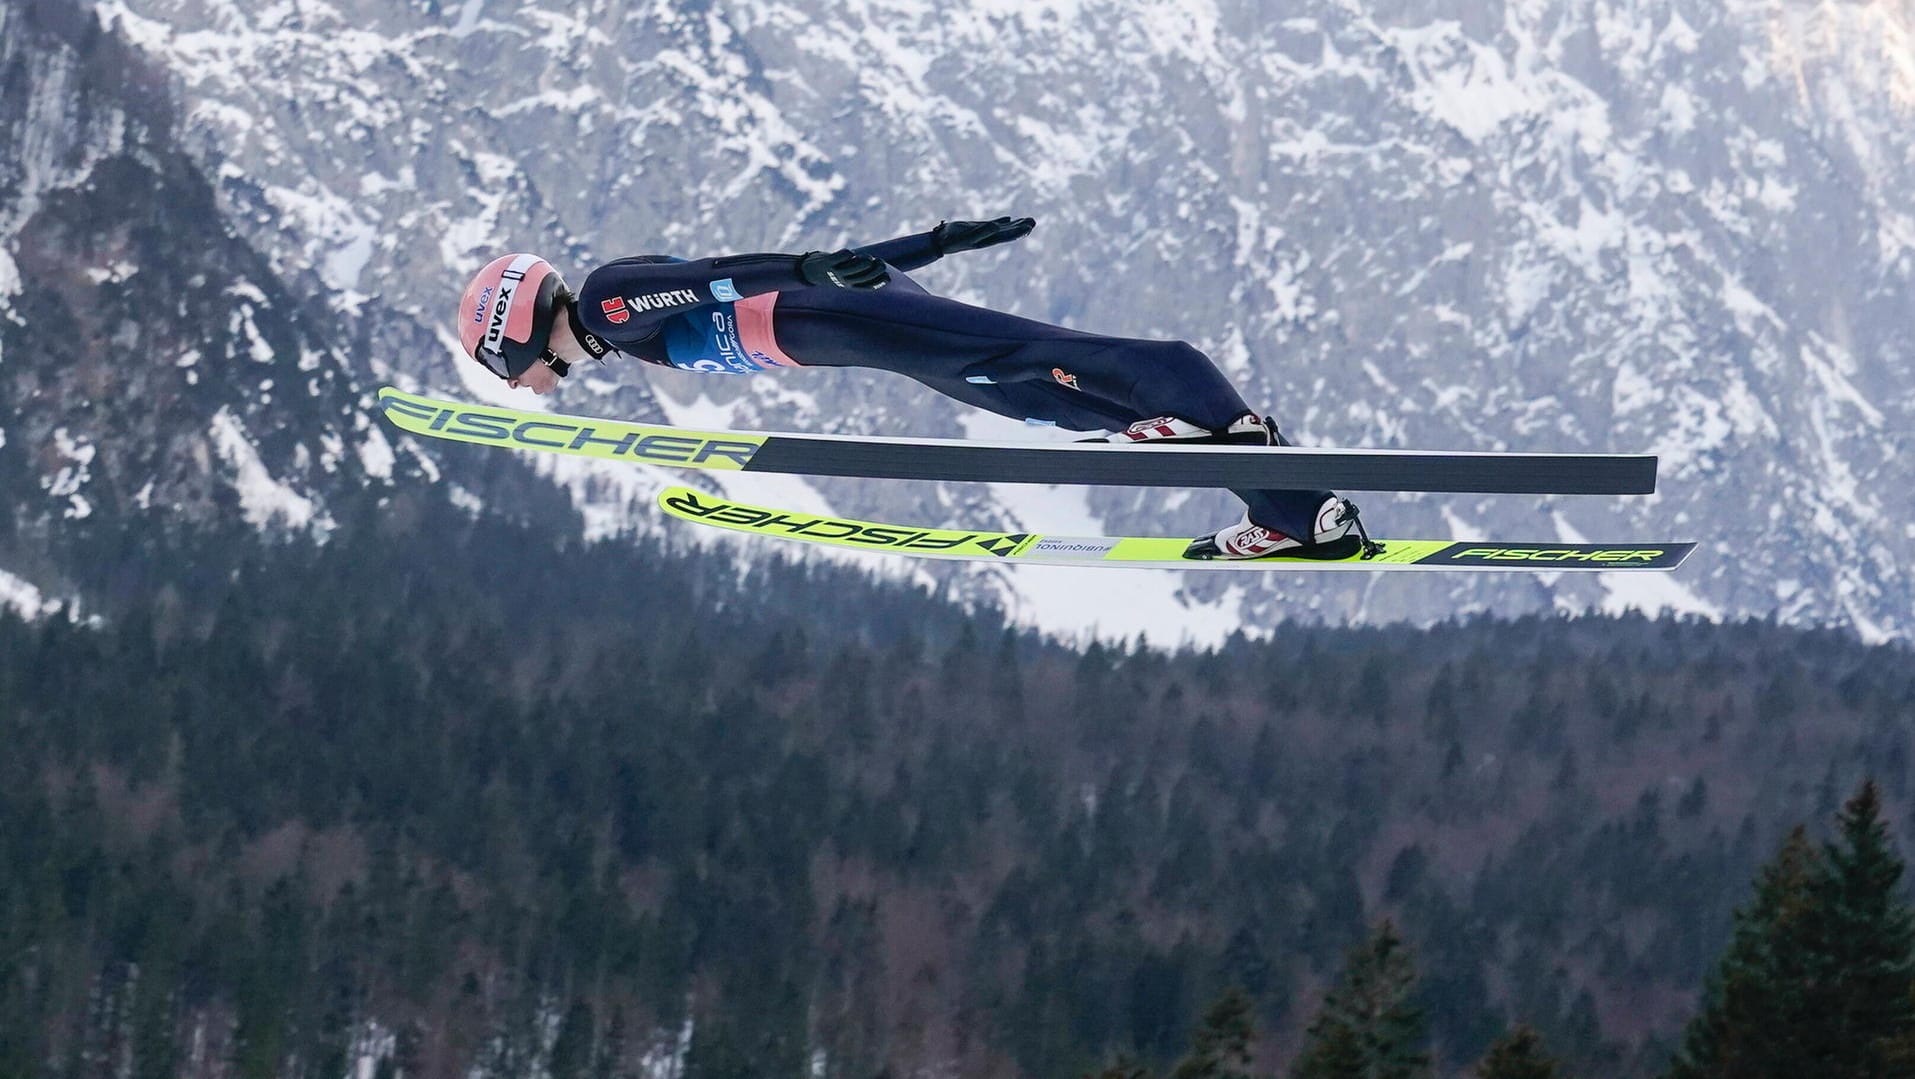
left=0, top=0, right=475, bottom=612
left=84, top=0, right=1915, bottom=641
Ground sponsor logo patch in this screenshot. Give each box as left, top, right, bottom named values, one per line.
left=1028, top=537, right=1119, bottom=560
left=1433, top=544, right=1672, bottom=566
left=601, top=297, right=630, bottom=324
left=481, top=269, right=524, bottom=354
left=379, top=398, right=761, bottom=467
left=975, top=534, right=1033, bottom=558
left=661, top=491, right=1020, bottom=552
left=628, top=288, right=702, bottom=314
left=710, top=278, right=742, bottom=302
left=1051, top=367, right=1081, bottom=390
left=664, top=310, right=780, bottom=374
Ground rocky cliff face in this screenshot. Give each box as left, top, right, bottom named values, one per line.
left=0, top=0, right=519, bottom=615
left=38, top=0, right=1915, bottom=639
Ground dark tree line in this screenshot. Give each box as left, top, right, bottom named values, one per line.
left=2, top=492, right=1913, bottom=1077
left=1096, top=779, right=1915, bottom=1079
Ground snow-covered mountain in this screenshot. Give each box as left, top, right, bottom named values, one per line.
left=47, top=0, right=1915, bottom=639
left=0, top=0, right=575, bottom=612
left=0, top=0, right=364, bottom=599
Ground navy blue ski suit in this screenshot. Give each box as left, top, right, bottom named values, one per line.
left=573, top=227, right=1330, bottom=539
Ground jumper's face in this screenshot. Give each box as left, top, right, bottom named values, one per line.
left=509, top=358, right=561, bottom=395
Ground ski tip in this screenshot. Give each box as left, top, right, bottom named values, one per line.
left=374, top=385, right=420, bottom=415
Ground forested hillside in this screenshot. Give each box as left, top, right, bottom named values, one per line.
left=3, top=497, right=1910, bottom=1078
left=7, top=2, right=1915, bottom=1077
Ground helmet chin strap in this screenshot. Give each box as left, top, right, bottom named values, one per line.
left=561, top=290, right=613, bottom=369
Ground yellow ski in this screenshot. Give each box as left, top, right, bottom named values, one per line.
left=657, top=487, right=1695, bottom=572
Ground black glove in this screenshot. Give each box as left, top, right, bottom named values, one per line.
left=798, top=249, right=890, bottom=290
left=933, top=216, right=1036, bottom=255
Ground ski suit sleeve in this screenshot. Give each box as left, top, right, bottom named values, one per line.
left=851, top=229, right=944, bottom=273
left=578, top=253, right=809, bottom=342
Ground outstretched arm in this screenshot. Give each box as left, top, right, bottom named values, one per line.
left=853, top=229, right=944, bottom=272
left=854, top=217, right=1038, bottom=273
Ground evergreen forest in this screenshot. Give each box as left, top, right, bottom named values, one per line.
left=6, top=1, right=1915, bottom=1076
left=3, top=495, right=1914, bottom=1078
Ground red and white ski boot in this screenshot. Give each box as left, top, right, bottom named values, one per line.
left=1186, top=496, right=1379, bottom=561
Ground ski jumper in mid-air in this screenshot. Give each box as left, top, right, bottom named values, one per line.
left=455, top=217, right=1365, bottom=558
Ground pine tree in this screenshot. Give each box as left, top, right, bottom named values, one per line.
left=1668, top=780, right=1915, bottom=1079
left=1291, top=1022, right=1365, bottom=1079
left=1169, top=986, right=1256, bottom=1079
left=1665, top=827, right=1824, bottom=1079
left=1290, top=921, right=1432, bottom=1079
left=1474, top=1024, right=1562, bottom=1079
left=1807, top=779, right=1915, bottom=1075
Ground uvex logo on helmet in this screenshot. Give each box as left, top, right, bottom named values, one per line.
left=470, top=285, right=495, bottom=326
left=457, top=254, right=565, bottom=380
left=482, top=269, right=523, bottom=354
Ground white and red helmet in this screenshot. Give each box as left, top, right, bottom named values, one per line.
left=457, top=253, right=568, bottom=379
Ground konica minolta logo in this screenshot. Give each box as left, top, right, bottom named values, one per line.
left=1029, top=538, right=1119, bottom=559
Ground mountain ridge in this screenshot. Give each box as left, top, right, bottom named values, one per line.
left=40, top=0, right=1915, bottom=641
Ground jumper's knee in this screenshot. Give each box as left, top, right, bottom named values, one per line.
left=1124, top=341, right=1253, bottom=431
left=1140, top=339, right=1210, bottom=372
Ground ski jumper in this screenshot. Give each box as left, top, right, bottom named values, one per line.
left=574, top=228, right=1332, bottom=539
